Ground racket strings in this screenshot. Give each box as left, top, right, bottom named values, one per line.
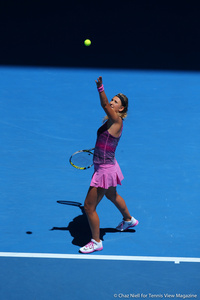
left=71, top=151, right=93, bottom=168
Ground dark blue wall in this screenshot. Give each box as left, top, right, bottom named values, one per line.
left=0, top=0, right=199, bottom=70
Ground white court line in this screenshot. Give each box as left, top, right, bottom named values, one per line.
left=0, top=252, right=200, bottom=263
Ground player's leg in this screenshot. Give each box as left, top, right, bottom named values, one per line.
left=105, top=186, right=132, bottom=221
left=105, top=186, right=139, bottom=231
left=84, top=186, right=106, bottom=242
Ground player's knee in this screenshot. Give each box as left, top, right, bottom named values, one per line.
left=84, top=202, right=94, bottom=215
left=84, top=202, right=89, bottom=214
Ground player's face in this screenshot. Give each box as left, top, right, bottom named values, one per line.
left=110, top=96, right=124, bottom=113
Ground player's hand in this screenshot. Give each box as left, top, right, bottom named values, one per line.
left=95, top=76, right=103, bottom=88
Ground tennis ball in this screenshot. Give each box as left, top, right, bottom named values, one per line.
left=84, top=39, right=91, bottom=46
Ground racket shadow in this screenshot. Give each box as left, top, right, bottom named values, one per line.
left=50, top=200, right=136, bottom=247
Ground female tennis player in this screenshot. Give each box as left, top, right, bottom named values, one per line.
left=79, top=76, right=138, bottom=254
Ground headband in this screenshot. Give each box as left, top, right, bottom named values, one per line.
left=116, top=94, right=126, bottom=107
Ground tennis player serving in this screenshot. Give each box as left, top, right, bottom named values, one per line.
left=79, top=76, right=138, bottom=254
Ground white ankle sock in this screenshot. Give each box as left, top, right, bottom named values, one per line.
left=91, top=239, right=102, bottom=246
left=125, top=217, right=136, bottom=224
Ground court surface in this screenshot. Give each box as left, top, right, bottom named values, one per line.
left=0, top=66, right=200, bottom=299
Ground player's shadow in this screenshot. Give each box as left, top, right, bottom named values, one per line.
left=50, top=200, right=136, bottom=247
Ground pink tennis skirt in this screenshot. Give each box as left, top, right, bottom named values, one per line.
left=90, top=160, right=124, bottom=189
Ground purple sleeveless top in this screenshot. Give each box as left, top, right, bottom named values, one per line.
left=93, top=121, right=123, bottom=165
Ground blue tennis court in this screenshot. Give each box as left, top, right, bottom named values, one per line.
left=0, top=66, right=200, bottom=299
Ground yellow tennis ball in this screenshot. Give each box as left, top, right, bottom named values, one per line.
left=84, top=39, right=91, bottom=46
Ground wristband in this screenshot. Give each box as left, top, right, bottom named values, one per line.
left=97, top=84, right=104, bottom=93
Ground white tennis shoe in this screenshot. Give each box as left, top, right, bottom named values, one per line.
left=79, top=239, right=103, bottom=254
left=116, top=217, right=139, bottom=231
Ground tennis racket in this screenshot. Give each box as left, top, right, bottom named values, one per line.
left=69, top=148, right=94, bottom=170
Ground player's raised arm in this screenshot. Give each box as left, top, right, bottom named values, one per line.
left=95, top=76, right=121, bottom=123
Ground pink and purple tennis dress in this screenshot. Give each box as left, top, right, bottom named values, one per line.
left=90, top=121, right=124, bottom=189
